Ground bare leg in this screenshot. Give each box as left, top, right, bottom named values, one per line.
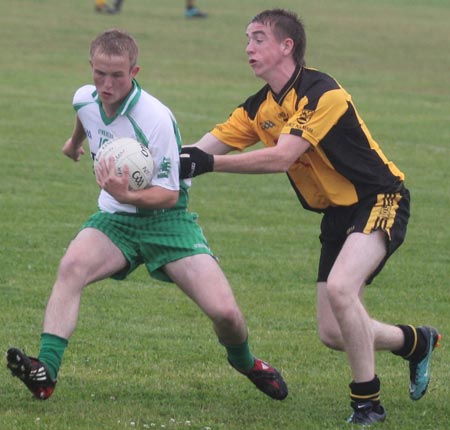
left=317, top=282, right=404, bottom=353
left=323, top=231, right=403, bottom=382
left=43, top=228, right=127, bottom=339
left=164, top=253, right=288, bottom=400
left=164, top=254, right=248, bottom=344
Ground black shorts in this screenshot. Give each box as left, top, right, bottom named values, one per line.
left=317, top=185, right=410, bottom=284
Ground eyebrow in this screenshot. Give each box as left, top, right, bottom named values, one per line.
left=246, top=30, right=267, bottom=38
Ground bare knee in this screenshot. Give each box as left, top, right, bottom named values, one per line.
left=56, top=252, right=89, bottom=288
left=210, top=304, right=248, bottom=344
left=325, top=277, right=354, bottom=314
left=212, top=304, right=243, bottom=330
left=317, top=279, right=350, bottom=351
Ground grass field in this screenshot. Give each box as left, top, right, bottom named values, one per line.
left=0, top=0, right=449, bottom=429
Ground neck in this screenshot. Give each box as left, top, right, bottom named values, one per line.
left=266, top=62, right=297, bottom=95
left=103, top=103, right=119, bottom=118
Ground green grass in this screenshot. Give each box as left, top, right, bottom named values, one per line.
left=1, top=0, right=449, bottom=429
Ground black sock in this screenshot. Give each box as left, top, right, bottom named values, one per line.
left=349, top=375, right=381, bottom=405
left=392, top=324, right=427, bottom=361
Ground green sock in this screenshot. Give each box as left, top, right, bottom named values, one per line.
left=38, top=333, right=68, bottom=380
left=223, top=338, right=255, bottom=371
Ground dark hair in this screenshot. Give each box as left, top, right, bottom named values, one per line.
left=90, top=29, right=139, bottom=69
left=250, top=9, right=306, bottom=66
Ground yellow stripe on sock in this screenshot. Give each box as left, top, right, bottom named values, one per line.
left=404, top=325, right=418, bottom=359
left=350, top=391, right=381, bottom=401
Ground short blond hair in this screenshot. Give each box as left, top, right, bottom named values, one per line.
left=90, top=29, right=139, bottom=69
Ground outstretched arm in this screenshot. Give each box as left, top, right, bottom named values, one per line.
left=180, top=133, right=311, bottom=178
left=213, top=133, right=310, bottom=173
left=193, top=132, right=235, bottom=154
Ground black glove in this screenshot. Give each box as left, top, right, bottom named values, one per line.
left=180, top=147, right=214, bottom=179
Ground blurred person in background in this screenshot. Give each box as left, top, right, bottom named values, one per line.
left=185, top=0, right=207, bottom=18
left=95, top=1, right=206, bottom=18
left=95, top=0, right=123, bottom=14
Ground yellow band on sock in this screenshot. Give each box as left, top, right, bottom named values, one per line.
left=404, top=324, right=418, bottom=359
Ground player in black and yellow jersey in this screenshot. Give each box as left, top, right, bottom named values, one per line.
left=180, top=8, right=441, bottom=426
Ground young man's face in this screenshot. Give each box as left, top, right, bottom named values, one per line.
left=90, top=51, right=139, bottom=110
left=245, top=22, right=287, bottom=80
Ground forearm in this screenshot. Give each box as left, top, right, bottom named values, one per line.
left=71, top=117, right=87, bottom=147
left=63, top=117, right=87, bottom=161
left=116, top=186, right=179, bottom=209
left=213, top=146, right=293, bottom=174
left=180, top=133, right=309, bottom=178
left=213, top=134, right=311, bottom=174
left=193, top=132, right=234, bottom=154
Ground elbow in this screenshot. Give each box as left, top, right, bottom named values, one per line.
left=279, top=162, right=292, bottom=173
left=274, top=158, right=295, bottom=173
left=269, top=148, right=298, bottom=173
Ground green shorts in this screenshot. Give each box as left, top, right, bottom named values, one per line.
left=81, top=209, right=213, bottom=283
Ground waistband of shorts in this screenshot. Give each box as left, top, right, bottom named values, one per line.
left=323, top=181, right=407, bottom=215
left=114, top=208, right=185, bottom=217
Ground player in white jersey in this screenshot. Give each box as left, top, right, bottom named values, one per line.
left=6, top=29, right=287, bottom=402
left=73, top=80, right=184, bottom=214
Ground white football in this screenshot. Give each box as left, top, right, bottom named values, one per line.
left=94, top=137, right=154, bottom=190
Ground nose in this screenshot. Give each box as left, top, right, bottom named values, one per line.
left=104, top=75, right=114, bottom=88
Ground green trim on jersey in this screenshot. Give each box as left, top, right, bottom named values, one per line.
left=73, top=101, right=92, bottom=112
left=127, top=114, right=148, bottom=146
left=92, top=80, right=142, bottom=125
left=172, top=117, right=182, bottom=151
left=135, top=114, right=188, bottom=216
left=124, top=93, right=181, bottom=151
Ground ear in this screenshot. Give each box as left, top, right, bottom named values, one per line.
left=130, top=65, right=140, bottom=79
left=281, top=38, right=294, bottom=56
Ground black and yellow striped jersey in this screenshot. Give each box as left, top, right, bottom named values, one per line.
left=211, top=66, right=404, bottom=212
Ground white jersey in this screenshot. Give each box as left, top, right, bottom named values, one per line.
left=73, top=80, right=188, bottom=214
